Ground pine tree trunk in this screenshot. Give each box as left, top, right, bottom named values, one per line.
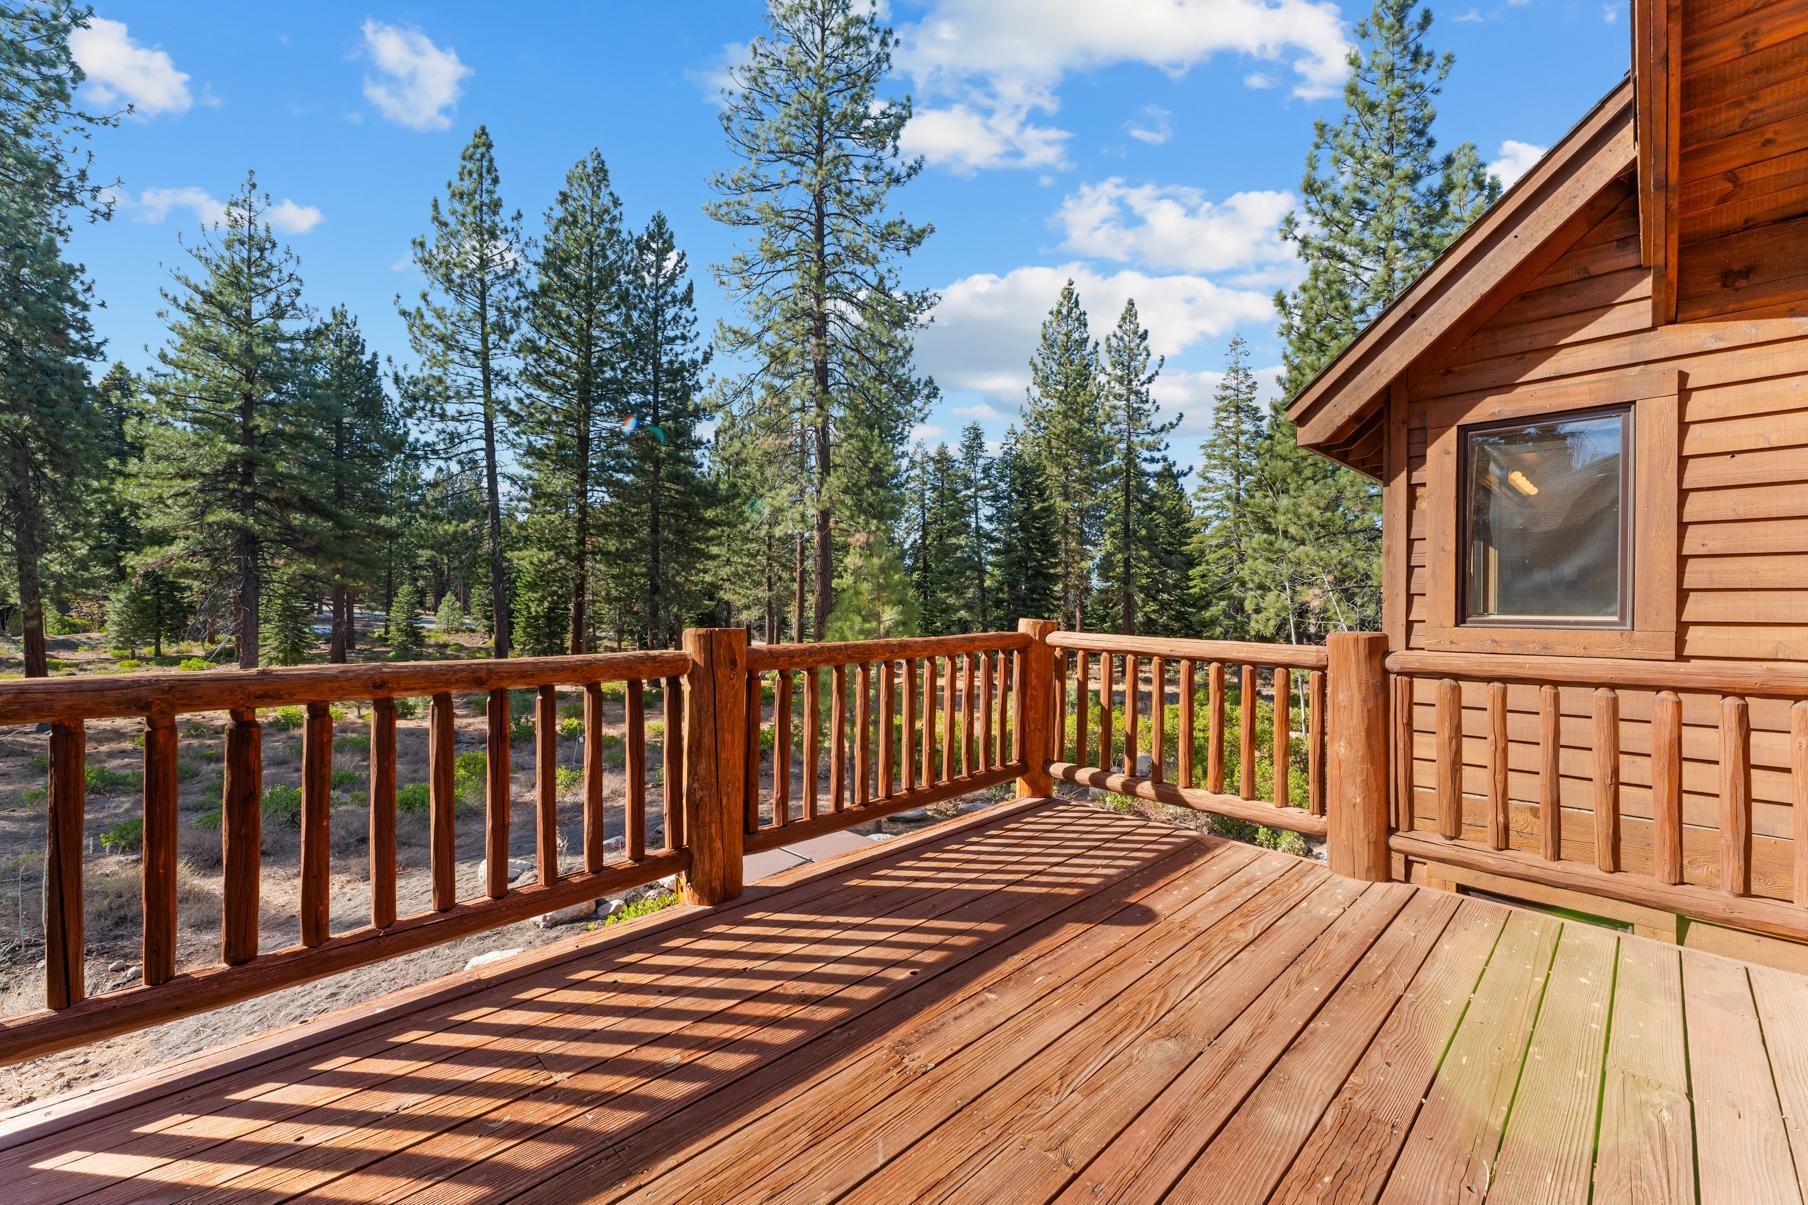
left=810, top=112, right=833, bottom=641
left=647, top=303, right=664, bottom=650
left=237, top=383, right=260, bottom=670
left=8, top=456, right=48, bottom=680
left=329, top=584, right=350, bottom=663
left=571, top=414, right=591, bottom=654
left=481, top=397, right=510, bottom=659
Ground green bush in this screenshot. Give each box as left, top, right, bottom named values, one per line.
left=177, top=657, right=210, bottom=672
left=338, top=731, right=372, bottom=755
left=393, top=696, right=422, bottom=720
left=396, top=782, right=431, bottom=814
left=99, top=817, right=144, bottom=854
left=267, top=705, right=306, bottom=731
left=85, top=764, right=142, bottom=795
left=116, top=658, right=143, bottom=671
left=331, top=767, right=359, bottom=789
left=261, top=784, right=303, bottom=825
left=556, top=764, right=581, bottom=799
left=192, top=805, right=220, bottom=831
left=26, top=753, right=48, bottom=773
left=601, top=891, right=680, bottom=928
left=558, top=715, right=583, bottom=739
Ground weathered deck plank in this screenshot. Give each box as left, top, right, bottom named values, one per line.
left=0, top=799, right=1805, bottom=1204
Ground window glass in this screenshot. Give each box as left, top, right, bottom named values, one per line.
left=1464, top=409, right=1628, bottom=624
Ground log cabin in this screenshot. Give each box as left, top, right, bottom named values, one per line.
left=6, top=3, right=1808, bottom=1198
left=1287, top=0, right=1808, bottom=961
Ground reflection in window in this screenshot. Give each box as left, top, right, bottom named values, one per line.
left=1463, top=409, right=1629, bottom=624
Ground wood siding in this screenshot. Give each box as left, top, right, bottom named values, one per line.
left=1394, top=171, right=1808, bottom=902
left=1676, top=0, right=1808, bottom=318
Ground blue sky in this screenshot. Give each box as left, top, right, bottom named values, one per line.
left=66, top=0, right=1630, bottom=468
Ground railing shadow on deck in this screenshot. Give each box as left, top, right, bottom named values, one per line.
left=0, top=801, right=1209, bottom=1201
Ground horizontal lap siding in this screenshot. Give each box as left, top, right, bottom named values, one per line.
left=1395, top=165, right=1808, bottom=899
left=1676, top=0, right=1808, bottom=316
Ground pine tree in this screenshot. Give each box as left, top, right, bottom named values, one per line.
left=259, top=563, right=314, bottom=666
left=1020, top=281, right=1109, bottom=632
left=1094, top=299, right=1178, bottom=635
left=904, top=444, right=970, bottom=635
left=1137, top=461, right=1201, bottom=637
left=105, top=565, right=187, bottom=659
left=402, top=125, right=526, bottom=658
left=707, top=0, right=931, bottom=638
left=1254, top=0, right=1496, bottom=642
left=0, top=2, right=114, bottom=677
left=387, top=580, right=423, bottom=658
left=314, top=307, right=403, bottom=661
left=86, top=363, right=145, bottom=587
left=598, top=213, right=718, bottom=647
left=518, top=148, right=628, bottom=652
left=954, top=423, right=992, bottom=631
left=1190, top=336, right=1265, bottom=638
left=987, top=427, right=1059, bottom=628
left=137, top=173, right=321, bottom=669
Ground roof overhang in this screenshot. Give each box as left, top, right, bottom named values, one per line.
left=1286, top=79, right=1637, bottom=474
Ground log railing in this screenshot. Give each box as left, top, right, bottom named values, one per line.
left=1043, top=631, right=1330, bottom=840
left=1387, top=650, right=1808, bottom=945
left=740, top=629, right=1034, bottom=854
left=0, top=651, right=690, bottom=1064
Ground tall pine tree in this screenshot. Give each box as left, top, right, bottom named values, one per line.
left=707, top=0, right=930, bottom=638
left=1020, top=281, right=1108, bottom=632
left=1253, top=0, right=1497, bottom=642
left=1190, top=336, right=1265, bottom=638
left=987, top=426, right=1059, bottom=628
left=1094, top=299, right=1178, bottom=635
left=402, top=125, right=525, bottom=657
left=137, top=173, right=321, bottom=668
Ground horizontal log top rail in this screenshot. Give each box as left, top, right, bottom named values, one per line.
left=744, top=630, right=1030, bottom=672
left=1388, top=648, right=1808, bottom=699
left=1049, top=630, right=1329, bottom=671
left=0, top=649, right=693, bottom=725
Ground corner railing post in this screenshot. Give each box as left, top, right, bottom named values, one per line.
left=681, top=627, right=747, bottom=905
left=1327, top=631, right=1391, bottom=882
left=1017, top=618, right=1057, bottom=798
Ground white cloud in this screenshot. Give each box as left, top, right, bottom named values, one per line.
left=1243, top=71, right=1278, bottom=89
left=902, top=95, right=1069, bottom=173
left=1488, top=139, right=1547, bottom=188
left=1124, top=104, right=1172, bottom=145
left=134, top=187, right=322, bottom=234
left=895, top=0, right=1348, bottom=172
left=69, top=17, right=194, bottom=117
left=1055, top=179, right=1296, bottom=275
left=916, top=263, right=1274, bottom=403
left=1156, top=366, right=1283, bottom=434
left=1602, top=2, right=1621, bottom=21
left=687, top=40, right=749, bottom=102
left=360, top=20, right=470, bottom=131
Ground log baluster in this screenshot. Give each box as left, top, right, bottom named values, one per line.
left=1052, top=650, right=1067, bottom=765
left=1435, top=679, right=1461, bottom=840
left=1653, top=691, right=1683, bottom=884
left=1149, top=657, right=1166, bottom=784
left=1123, top=655, right=1139, bottom=778
left=979, top=653, right=994, bottom=774
left=855, top=663, right=872, bottom=806
left=370, top=698, right=397, bottom=928
left=45, top=721, right=86, bottom=1008
left=300, top=702, right=333, bottom=947
left=832, top=665, right=849, bottom=809
left=1394, top=676, right=1415, bottom=831
left=1307, top=669, right=1326, bottom=817
left=537, top=686, right=560, bottom=883
left=775, top=670, right=793, bottom=824
left=485, top=689, right=511, bottom=899
left=1074, top=652, right=1090, bottom=769
left=663, top=673, right=684, bottom=850
left=1239, top=664, right=1257, bottom=801
left=428, top=692, right=456, bottom=911
left=142, top=712, right=179, bottom=986
left=1272, top=667, right=1291, bottom=809
left=941, top=654, right=957, bottom=782
left=1206, top=662, right=1225, bottom=794
left=879, top=660, right=895, bottom=798
left=628, top=678, right=648, bottom=856
left=743, top=671, right=760, bottom=832
left=921, top=656, right=935, bottom=789
left=1593, top=688, right=1620, bottom=874
left=1539, top=685, right=1562, bottom=861
left=222, top=708, right=262, bottom=963
left=1178, top=660, right=1196, bottom=789
left=902, top=658, right=918, bottom=792
left=1098, top=654, right=1115, bottom=774
left=1487, top=683, right=1508, bottom=850
left=803, top=668, right=821, bottom=820
left=961, top=653, right=976, bottom=777
left=583, top=683, right=605, bottom=870
left=1722, top=696, right=1751, bottom=896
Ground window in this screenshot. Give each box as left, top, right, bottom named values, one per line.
left=1462, top=408, right=1630, bottom=626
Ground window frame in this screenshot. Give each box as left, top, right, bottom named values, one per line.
left=1419, top=368, right=1678, bottom=661
left=1457, top=404, right=1635, bottom=631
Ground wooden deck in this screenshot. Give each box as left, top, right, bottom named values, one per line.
left=1, top=797, right=1804, bottom=1203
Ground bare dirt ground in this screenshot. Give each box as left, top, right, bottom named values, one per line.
left=0, top=616, right=1009, bottom=1110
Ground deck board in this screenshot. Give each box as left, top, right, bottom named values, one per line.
left=1, top=799, right=1805, bottom=1203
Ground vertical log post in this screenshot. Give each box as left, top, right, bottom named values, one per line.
left=221, top=708, right=262, bottom=965
left=45, top=721, right=86, bottom=1008
left=1016, top=619, right=1056, bottom=798
left=627, top=679, right=647, bottom=858
left=300, top=702, right=333, bottom=947
left=370, top=698, right=398, bottom=929
left=1722, top=696, right=1751, bottom=897
left=536, top=685, right=560, bottom=883
left=142, top=711, right=179, bottom=986
left=1653, top=690, right=1684, bottom=885
left=1593, top=688, right=1620, bottom=874
left=1327, top=632, right=1390, bottom=883
left=583, top=683, right=605, bottom=871
left=428, top=692, right=456, bottom=911
left=484, top=689, right=511, bottom=900
left=1435, top=679, right=1461, bottom=840
left=662, top=674, right=685, bottom=851
left=681, top=627, right=747, bottom=906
